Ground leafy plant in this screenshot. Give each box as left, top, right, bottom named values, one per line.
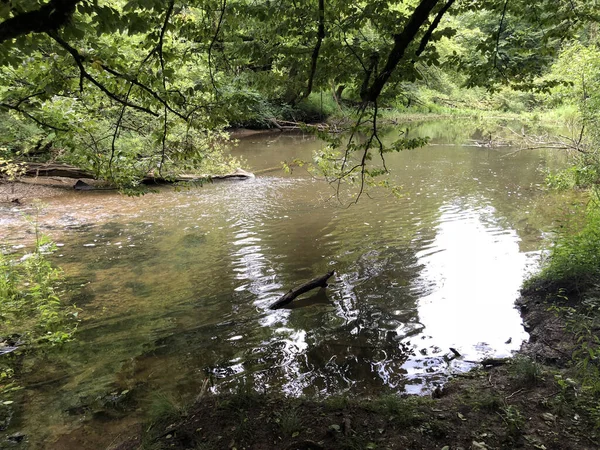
left=0, top=243, right=77, bottom=345
left=274, top=407, right=303, bottom=436
left=500, top=405, right=525, bottom=437
left=510, top=356, right=544, bottom=387
left=525, top=205, right=600, bottom=295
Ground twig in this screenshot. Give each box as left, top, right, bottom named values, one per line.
left=505, top=388, right=524, bottom=400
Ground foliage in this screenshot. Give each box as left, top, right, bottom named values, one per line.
left=546, top=298, right=600, bottom=428
left=274, top=407, right=303, bottom=437
left=525, top=201, right=600, bottom=427
left=0, top=0, right=593, bottom=191
left=526, top=205, right=600, bottom=295
left=539, top=42, right=600, bottom=194
left=0, top=240, right=77, bottom=345
left=500, top=405, right=524, bottom=437
left=509, top=356, right=544, bottom=387
left=147, top=393, right=185, bottom=425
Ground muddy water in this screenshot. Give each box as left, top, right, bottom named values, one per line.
left=1, top=121, right=571, bottom=448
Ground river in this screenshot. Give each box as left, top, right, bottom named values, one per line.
left=0, top=120, right=573, bottom=448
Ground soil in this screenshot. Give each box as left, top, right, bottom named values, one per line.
left=0, top=177, right=108, bottom=204
left=106, top=292, right=598, bottom=450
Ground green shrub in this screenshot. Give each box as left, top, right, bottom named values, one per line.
left=0, top=240, right=77, bottom=345
left=525, top=205, right=600, bottom=295
left=510, top=356, right=544, bottom=387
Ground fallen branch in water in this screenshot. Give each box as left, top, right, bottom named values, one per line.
left=269, top=270, right=335, bottom=310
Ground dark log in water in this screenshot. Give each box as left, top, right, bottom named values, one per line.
left=142, top=168, right=255, bottom=184
left=269, top=270, right=335, bottom=310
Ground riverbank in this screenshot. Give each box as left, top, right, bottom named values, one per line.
left=110, top=288, right=598, bottom=450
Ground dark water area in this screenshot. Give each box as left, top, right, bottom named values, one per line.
left=0, top=121, right=576, bottom=448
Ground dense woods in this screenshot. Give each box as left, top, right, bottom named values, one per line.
left=1, top=0, right=599, bottom=188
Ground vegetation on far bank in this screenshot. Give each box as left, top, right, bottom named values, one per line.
left=1, top=0, right=599, bottom=190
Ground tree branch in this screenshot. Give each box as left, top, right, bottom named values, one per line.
left=48, top=32, right=159, bottom=117
left=0, top=102, right=69, bottom=132
left=301, top=0, right=325, bottom=100
left=415, top=0, right=455, bottom=57
left=363, top=0, right=440, bottom=102
left=0, top=0, right=81, bottom=44
left=208, top=0, right=227, bottom=94
left=493, top=0, right=509, bottom=76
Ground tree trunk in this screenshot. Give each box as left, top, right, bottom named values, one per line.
left=16, top=163, right=254, bottom=184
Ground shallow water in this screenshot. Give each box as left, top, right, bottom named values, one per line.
left=0, top=121, right=572, bottom=448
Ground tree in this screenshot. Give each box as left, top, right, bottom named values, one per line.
left=0, top=0, right=595, bottom=189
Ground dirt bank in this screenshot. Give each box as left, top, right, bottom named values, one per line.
left=0, top=178, right=85, bottom=203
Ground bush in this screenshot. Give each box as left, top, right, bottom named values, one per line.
left=525, top=205, right=600, bottom=295
left=1, top=234, right=77, bottom=345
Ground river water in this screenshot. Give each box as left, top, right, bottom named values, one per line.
left=0, top=121, right=573, bottom=448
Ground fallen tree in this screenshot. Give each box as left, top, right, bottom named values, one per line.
left=11, top=162, right=254, bottom=185
left=269, top=270, right=335, bottom=310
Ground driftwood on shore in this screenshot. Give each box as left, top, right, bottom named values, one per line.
left=269, top=270, right=335, bottom=310
left=24, top=163, right=94, bottom=179
left=17, top=163, right=254, bottom=186
left=267, top=119, right=340, bottom=133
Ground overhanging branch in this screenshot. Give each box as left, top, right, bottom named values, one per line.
left=301, top=0, right=325, bottom=100
left=415, top=0, right=455, bottom=57
left=363, top=0, right=440, bottom=102
left=0, top=0, right=81, bottom=44
left=48, top=32, right=159, bottom=117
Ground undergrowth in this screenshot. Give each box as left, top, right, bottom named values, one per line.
left=1, top=211, right=78, bottom=429
left=524, top=197, right=600, bottom=428
left=524, top=203, right=600, bottom=295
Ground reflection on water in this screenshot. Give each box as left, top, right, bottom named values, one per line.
left=0, top=121, right=574, bottom=448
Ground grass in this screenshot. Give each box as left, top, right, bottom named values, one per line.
left=510, top=356, right=545, bottom=387
left=523, top=204, right=600, bottom=296
left=274, top=407, right=303, bottom=436
left=370, top=394, right=428, bottom=427
left=500, top=405, right=525, bottom=438
left=521, top=198, right=600, bottom=429
left=147, top=393, right=185, bottom=424
left=220, top=382, right=262, bottom=411
left=473, top=393, right=503, bottom=412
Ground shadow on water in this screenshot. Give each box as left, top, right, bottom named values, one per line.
left=1, top=120, right=581, bottom=448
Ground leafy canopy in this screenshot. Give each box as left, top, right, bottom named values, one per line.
left=0, top=0, right=595, bottom=188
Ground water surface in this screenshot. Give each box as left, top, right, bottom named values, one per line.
left=0, top=121, right=572, bottom=448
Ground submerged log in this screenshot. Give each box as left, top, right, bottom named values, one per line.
left=269, top=270, right=335, bottom=310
